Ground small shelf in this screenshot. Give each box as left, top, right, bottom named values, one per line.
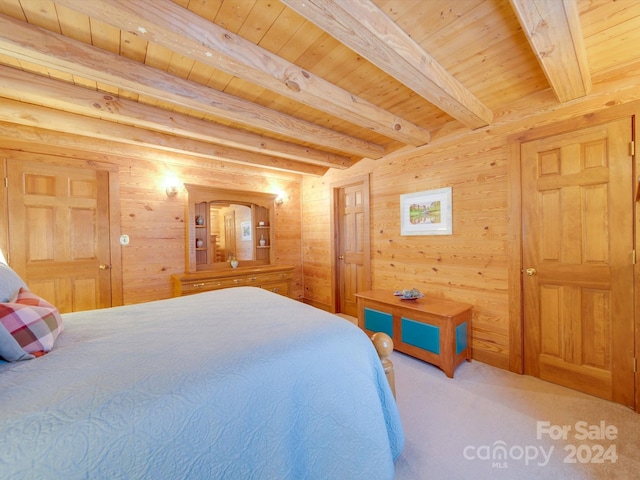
left=257, top=245, right=270, bottom=249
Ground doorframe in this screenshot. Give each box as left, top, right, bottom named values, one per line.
left=507, top=102, right=639, bottom=411
left=330, top=174, right=371, bottom=314
left=1, top=150, right=123, bottom=307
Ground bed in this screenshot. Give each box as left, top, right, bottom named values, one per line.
left=0, top=282, right=404, bottom=479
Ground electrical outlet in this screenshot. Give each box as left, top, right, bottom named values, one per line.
left=120, top=234, right=130, bottom=246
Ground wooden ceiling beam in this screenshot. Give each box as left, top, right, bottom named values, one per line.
left=282, top=0, right=494, bottom=130
left=53, top=0, right=431, bottom=147
left=0, top=66, right=353, bottom=170
left=0, top=98, right=327, bottom=176
left=509, top=0, right=591, bottom=102
left=0, top=13, right=384, bottom=160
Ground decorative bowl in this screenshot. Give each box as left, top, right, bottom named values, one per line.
left=394, top=289, right=424, bottom=301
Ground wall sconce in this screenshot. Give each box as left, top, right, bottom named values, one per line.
left=165, top=176, right=180, bottom=197
left=275, top=194, right=284, bottom=205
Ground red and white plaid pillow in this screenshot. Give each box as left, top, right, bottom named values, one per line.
left=0, top=288, right=64, bottom=361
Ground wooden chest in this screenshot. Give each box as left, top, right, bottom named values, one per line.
left=355, top=289, right=472, bottom=378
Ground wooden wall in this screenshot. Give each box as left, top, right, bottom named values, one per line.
left=0, top=130, right=304, bottom=304
left=301, top=66, right=640, bottom=371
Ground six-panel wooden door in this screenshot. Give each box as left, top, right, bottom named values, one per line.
left=521, top=118, right=635, bottom=407
left=6, top=154, right=115, bottom=313
left=335, top=178, right=371, bottom=317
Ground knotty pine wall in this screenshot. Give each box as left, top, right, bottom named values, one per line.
left=301, top=68, right=640, bottom=370
left=303, top=142, right=509, bottom=369
left=0, top=132, right=304, bottom=304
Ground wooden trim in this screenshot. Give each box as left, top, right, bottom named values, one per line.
left=506, top=138, right=523, bottom=374
left=634, top=113, right=640, bottom=413
left=107, top=169, right=123, bottom=307
left=0, top=158, right=7, bottom=262
left=302, top=297, right=332, bottom=312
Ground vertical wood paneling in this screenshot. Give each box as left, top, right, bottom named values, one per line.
left=304, top=138, right=512, bottom=368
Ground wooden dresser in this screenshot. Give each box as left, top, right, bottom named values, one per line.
left=172, top=265, right=294, bottom=298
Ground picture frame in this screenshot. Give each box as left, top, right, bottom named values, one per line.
left=241, top=221, right=252, bottom=241
left=400, top=187, right=452, bottom=236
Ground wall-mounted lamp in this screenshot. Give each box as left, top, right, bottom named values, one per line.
left=275, top=194, right=284, bottom=205
left=165, top=176, right=180, bottom=198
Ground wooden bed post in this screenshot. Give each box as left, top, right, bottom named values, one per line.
left=371, top=332, right=395, bottom=398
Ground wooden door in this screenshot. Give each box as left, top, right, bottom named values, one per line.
left=335, top=178, right=371, bottom=317
left=224, top=211, right=236, bottom=261
left=521, top=118, right=635, bottom=407
left=7, top=155, right=115, bottom=313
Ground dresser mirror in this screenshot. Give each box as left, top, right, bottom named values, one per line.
left=184, top=184, right=276, bottom=272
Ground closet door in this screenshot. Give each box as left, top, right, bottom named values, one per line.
left=335, top=176, right=371, bottom=317
left=6, top=153, right=117, bottom=313
left=521, top=118, right=634, bottom=407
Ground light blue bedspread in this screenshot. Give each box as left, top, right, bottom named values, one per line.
left=0, top=287, right=403, bottom=479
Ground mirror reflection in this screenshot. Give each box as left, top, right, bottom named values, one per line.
left=208, top=202, right=253, bottom=262
left=186, top=184, right=275, bottom=273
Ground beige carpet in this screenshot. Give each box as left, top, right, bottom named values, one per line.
left=391, top=352, right=640, bottom=480
left=336, top=313, right=358, bottom=325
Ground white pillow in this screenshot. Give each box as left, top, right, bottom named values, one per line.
left=0, top=248, right=6, bottom=265
left=0, top=263, right=28, bottom=303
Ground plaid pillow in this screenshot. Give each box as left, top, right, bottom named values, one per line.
left=0, top=288, right=64, bottom=361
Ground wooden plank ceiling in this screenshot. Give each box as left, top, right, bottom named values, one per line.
left=0, top=0, right=638, bottom=175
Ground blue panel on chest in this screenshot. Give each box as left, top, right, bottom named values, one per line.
left=401, top=318, right=440, bottom=354
left=456, top=321, right=468, bottom=355
left=364, top=308, right=393, bottom=337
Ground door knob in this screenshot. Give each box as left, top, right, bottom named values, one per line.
left=525, top=268, right=537, bottom=276
left=338, top=255, right=344, bottom=260
left=99, top=264, right=111, bottom=270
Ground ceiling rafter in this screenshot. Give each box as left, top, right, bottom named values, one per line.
left=0, top=65, right=353, bottom=170
left=282, top=0, right=494, bottom=130
left=509, top=0, right=591, bottom=102
left=0, top=97, right=328, bottom=176
left=54, top=0, right=432, bottom=147
left=0, top=13, right=385, bottom=160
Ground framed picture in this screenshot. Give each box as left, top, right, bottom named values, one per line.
left=400, top=187, right=452, bottom=236
left=241, top=221, right=252, bottom=241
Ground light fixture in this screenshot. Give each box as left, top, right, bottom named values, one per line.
left=275, top=194, right=284, bottom=205
left=165, top=175, right=180, bottom=197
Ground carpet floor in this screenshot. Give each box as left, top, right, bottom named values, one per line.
left=391, top=352, right=640, bottom=480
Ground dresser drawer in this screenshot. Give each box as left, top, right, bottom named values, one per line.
left=260, top=281, right=290, bottom=296
left=261, top=271, right=293, bottom=283
left=172, top=266, right=294, bottom=297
